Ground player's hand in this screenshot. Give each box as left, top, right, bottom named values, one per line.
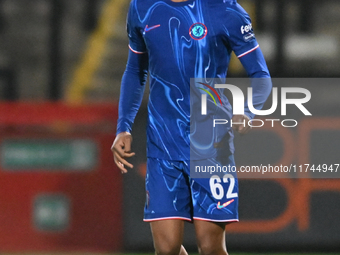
left=111, top=132, right=135, bottom=174
left=232, top=114, right=251, bottom=135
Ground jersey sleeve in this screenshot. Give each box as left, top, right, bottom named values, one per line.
left=127, top=0, right=147, bottom=54
left=116, top=1, right=149, bottom=135
left=239, top=49, right=272, bottom=119
left=222, top=2, right=272, bottom=119
left=116, top=51, right=148, bottom=135
left=222, top=2, right=259, bottom=58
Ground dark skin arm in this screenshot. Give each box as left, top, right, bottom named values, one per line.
left=112, top=115, right=250, bottom=174
left=231, top=114, right=251, bottom=135
left=111, top=132, right=135, bottom=173
left=111, top=115, right=251, bottom=173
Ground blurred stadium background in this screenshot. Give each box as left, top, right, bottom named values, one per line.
left=0, top=0, right=339, bottom=254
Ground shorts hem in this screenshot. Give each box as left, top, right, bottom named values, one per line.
left=193, top=217, right=239, bottom=223
left=144, top=216, right=192, bottom=222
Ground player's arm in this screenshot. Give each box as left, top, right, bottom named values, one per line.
left=234, top=46, right=272, bottom=134
left=111, top=1, right=148, bottom=173
left=111, top=50, right=148, bottom=173
left=224, top=3, right=272, bottom=134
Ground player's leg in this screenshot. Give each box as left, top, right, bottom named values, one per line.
left=144, top=158, right=192, bottom=255
left=194, top=220, right=228, bottom=255
left=189, top=155, right=238, bottom=255
left=150, top=220, right=188, bottom=255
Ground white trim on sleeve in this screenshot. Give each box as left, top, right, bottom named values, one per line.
left=129, top=44, right=146, bottom=54
left=237, top=44, right=259, bottom=58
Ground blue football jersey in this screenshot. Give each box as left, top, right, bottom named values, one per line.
left=117, top=0, right=270, bottom=160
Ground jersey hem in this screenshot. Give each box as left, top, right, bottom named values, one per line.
left=146, top=152, right=190, bottom=161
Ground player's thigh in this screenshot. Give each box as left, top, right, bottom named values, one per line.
left=194, top=220, right=228, bottom=255
left=191, top=155, right=239, bottom=222
left=150, top=219, right=185, bottom=255
left=144, top=158, right=192, bottom=221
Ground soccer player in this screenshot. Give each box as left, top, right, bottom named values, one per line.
left=111, top=0, right=272, bottom=254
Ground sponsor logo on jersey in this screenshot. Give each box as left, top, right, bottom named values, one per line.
left=241, top=23, right=252, bottom=34
left=189, top=23, right=208, bottom=40
left=217, top=199, right=234, bottom=209
left=243, top=32, right=255, bottom=42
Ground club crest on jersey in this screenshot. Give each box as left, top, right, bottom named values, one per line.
left=189, top=23, right=208, bottom=40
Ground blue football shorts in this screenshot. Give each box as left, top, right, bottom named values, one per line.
left=143, top=155, right=239, bottom=222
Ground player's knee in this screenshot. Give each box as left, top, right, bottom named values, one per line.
left=154, top=242, right=182, bottom=255
left=197, top=242, right=227, bottom=255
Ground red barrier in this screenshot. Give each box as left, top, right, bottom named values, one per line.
left=0, top=103, right=122, bottom=252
